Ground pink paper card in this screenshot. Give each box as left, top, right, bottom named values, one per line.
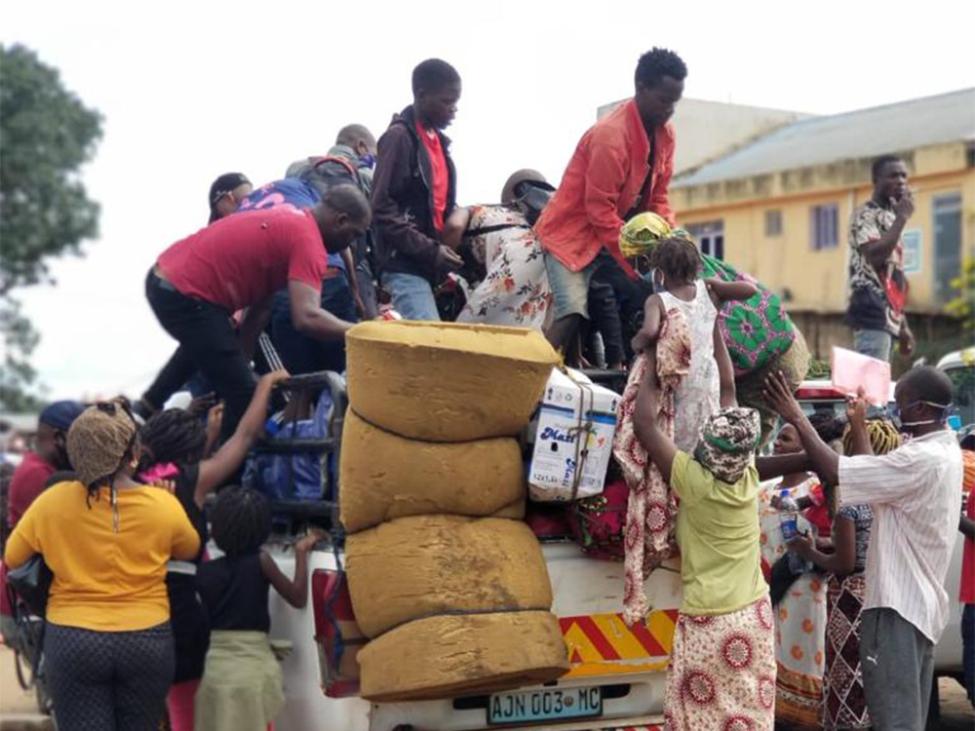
left=831, top=346, right=891, bottom=406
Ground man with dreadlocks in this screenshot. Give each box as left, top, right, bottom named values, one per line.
left=4, top=400, right=200, bottom=730
left=534, top=48, right=685, bottom=359
left=137, top=369, right=289, bottom=731
left=764, top=366, right=963, bottom=730
left=195, top=488, right=320, bottom=731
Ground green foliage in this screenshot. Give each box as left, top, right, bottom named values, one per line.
left=0, top=44, right=103, bottom=409
left=807, top=359, right=831, bottom=379
left=945, top=257, right=974, bottom=330
left=0, top=300, right=43, bottom=412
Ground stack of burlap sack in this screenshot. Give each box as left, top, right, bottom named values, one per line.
left=340, top=321, right=569, bottom=701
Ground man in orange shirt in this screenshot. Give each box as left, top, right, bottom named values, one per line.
left=534, top=48, right=686, bottom=354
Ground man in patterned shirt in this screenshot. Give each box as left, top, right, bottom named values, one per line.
left=845, top=155, right=916, bottom=362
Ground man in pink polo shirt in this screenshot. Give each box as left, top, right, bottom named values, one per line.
left=146, top=184, right=370, bottom=441
left=534, top=48, right=686, bottom=355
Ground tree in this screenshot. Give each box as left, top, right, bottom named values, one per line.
left=945, top=256, right=975, bottom=331
left=0, top=44, right=103, bottom=410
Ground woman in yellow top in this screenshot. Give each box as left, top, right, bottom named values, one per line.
left=4, top=400, right=200, bottom=731
left=632, top=368, right=774, bottom=731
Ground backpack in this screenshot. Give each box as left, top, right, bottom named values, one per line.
left=288, top=156, right=374, bottom=270
left=242, top=389, right=336, bottom=503
left=287, top=155, right=361, bottom=198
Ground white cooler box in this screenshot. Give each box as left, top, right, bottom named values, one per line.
left=528, top=368, right=620, bottom=502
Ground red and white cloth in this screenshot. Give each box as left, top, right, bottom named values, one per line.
left=614, top=309, right=691, bottom=626
left=663, top=596, right=776, bottom=731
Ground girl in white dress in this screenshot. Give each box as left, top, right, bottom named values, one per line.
left=632, top=237, right=756, bottom=451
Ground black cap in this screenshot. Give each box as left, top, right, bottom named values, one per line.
left=208, top=172, right=251, bottom=223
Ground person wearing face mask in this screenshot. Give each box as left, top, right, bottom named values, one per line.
left=763, top=366, right=963, bottom=731
left=444, top=169, right=555, bottom=330
left=534, top=48, right=685, bottom=359
left=632, top=236, right=754, bottom=452
left=371, top=59, right=463, bottom=321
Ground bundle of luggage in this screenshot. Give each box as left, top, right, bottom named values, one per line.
left=339, top=320, right=570, bottom=701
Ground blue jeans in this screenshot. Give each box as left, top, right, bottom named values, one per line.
left=381, top=271, right=440, bottom=321
left=853, top=328, right=893, bottom=361
left=269, top=273, right=358, bottom=374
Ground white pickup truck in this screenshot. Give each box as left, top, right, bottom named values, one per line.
left=263, top=377, right=968, bottom=731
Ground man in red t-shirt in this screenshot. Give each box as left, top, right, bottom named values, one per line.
left=146, top=185, right=370, bottom=441
left=1, top=401, right=83, bottom=629
left=6, top=401, right=84, bottom=530
left=959, top=447, right=975, bottom=704
left=371, top=58, right=462, bottom=321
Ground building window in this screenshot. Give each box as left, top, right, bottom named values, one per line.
left=933, top=193, right=962, bottom=304
left=685, top=221, right=724, bottom=260
left=810, top=204, right=839, bottom=250
left=765, top=210, right=783, bottom=237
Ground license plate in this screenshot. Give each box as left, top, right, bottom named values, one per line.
left=488, top=686, right=602, bottom=725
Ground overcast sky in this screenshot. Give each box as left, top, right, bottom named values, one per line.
left=4, top=0, right=974, bottom=403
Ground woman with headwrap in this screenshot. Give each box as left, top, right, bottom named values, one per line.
left=3, top=400, right=200, bottom=731
left=784, top=407, right=901, bottom=731
left=631, top=369, right=774, bottom=730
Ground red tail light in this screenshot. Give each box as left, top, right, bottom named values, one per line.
left=311, top=568, right=366, bottom=698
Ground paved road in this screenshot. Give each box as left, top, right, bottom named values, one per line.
left=0, top=646, right=52, bottom=731
left=0, top=645, right=971, bottom=729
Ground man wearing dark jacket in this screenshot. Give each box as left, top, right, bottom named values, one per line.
left=371, top=58, right=463, bottom=321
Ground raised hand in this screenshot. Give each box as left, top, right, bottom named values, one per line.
left=763, top=370, right=804, bottom=425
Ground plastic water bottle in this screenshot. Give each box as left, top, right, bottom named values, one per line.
left=779, top=490, right=799, bottom=542
left=779, top=489, right=812, bottom=574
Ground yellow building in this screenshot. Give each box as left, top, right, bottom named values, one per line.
left=669, top=88, right=974, bottom=358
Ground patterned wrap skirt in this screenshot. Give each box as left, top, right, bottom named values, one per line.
left=823, top=572, right=870, bottom=730
left=664, top=595, right=776, bottom=730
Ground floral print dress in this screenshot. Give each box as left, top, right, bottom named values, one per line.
left=456, top=205, right=552, bottom=330
left=758, top=476, right=827, bottom=729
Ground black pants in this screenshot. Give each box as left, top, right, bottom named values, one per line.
left=44, top=621, right=174, bottom=731
left=142, top=346, right=197, bottom=412
left=145, top=270, right=256, bottom=442
left=590, top=250, right=652, bottom=363
left=355, top=259, right=379, bottom=321
left=585, top=279, right=625, bottom=367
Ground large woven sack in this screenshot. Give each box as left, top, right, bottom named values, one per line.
left=345, top=321, right=559, bottom=442
left=339, top=410, right=526, bottom=532
left=346, top=515, right=552, bottom=638
left=358, top=611, right=569, bottom=701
